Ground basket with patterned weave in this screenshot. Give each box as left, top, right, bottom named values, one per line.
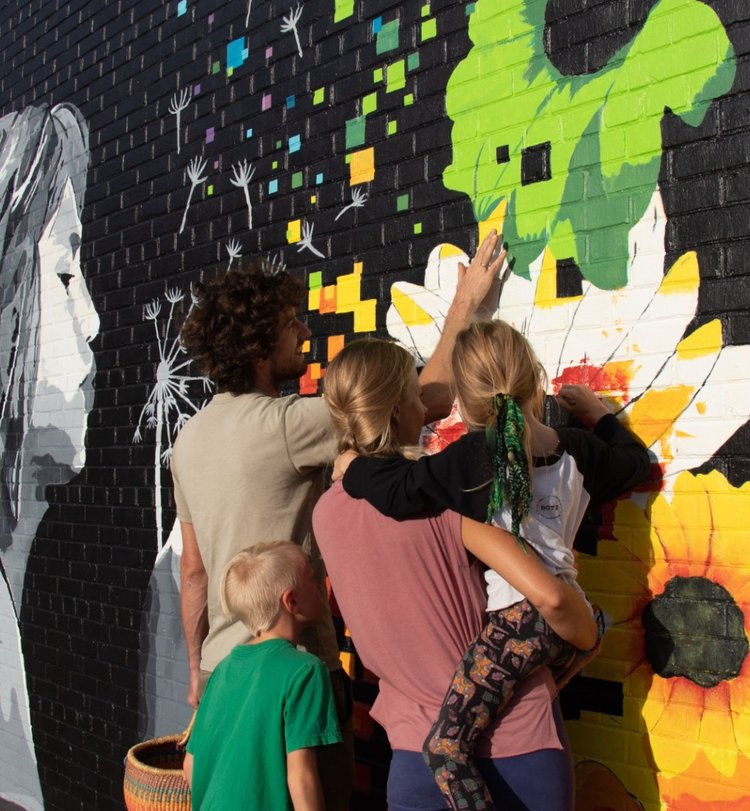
left=123, top=717, right=193, bottom=811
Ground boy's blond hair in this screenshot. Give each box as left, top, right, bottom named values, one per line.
left=219, top=541, right=308, bottom=635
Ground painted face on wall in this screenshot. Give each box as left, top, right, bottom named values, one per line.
left=31, top=178, right=99, bottom=475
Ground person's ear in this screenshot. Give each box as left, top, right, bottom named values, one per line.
left=280, top=588, right=297, bottom=615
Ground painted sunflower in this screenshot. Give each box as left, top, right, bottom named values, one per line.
left=579, top=470, right=750, bottom=787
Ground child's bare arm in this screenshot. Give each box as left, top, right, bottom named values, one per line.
left=461, top=517, right=597, bottom=650
left=182, top=752, right=194, bottom=788
left=287, top=748, right=326, bottom=811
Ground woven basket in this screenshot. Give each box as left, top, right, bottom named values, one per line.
left=124, top=723, right=193, bottom=811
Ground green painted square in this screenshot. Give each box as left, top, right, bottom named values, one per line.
left=345, top=116, right=366, bottom=149
left=404, top=93, right=414, bottom=106
left=373, top=67, right=384, bottom=82
left=413, top=222, right=422, bottom=235
left=272, top=160, right=278, bottom=169
left=309, top=270, right=323, bottom=289
left=421, top=18, right=436, bottom=41
left=376, top=19, right=400, bottom=55
left=334, top=0, right=354, bottom=22
left=386, top=60, right=406, bottom=93
left=227, top=67, right=234, bottom=77
left=396, top=193, right=409, bottom=212
left=292, top=171, right=303, bottom=189
left=212, top=60, right=221, bottom=74
left=363, top=92, right=378, bottom=116
left=421, top=4, right=430, bottom=17
left=207, top=184, right=214, bottom=196
left=275, top=140, right=282, bottom=149
left=387, top=119, right=398, bottom=135
left=313, top=87, right=325, bottom=105
left=407, top=52, right=420, bottom=71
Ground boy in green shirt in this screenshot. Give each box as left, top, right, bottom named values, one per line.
left=183, top=541, right=342, bottom=810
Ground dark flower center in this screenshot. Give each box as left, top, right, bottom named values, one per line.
left=642, top=576, right=748, bottom=688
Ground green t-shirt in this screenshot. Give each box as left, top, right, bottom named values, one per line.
left=187, top=639, right=342, bottom=810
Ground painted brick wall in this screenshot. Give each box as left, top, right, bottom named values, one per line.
left=0, top=0, right=749, bottom=809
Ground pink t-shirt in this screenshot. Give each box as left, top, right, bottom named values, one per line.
left=313, top=481, right=561, bottom=757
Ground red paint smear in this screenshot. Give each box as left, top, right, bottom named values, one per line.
left=552, top=360, right=632, bottom=402
left=298, top=368, right=319, bottom=395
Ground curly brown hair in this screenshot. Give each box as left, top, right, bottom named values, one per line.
left=180, top=259, right=305, bottom=393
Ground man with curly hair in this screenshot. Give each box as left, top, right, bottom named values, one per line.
left=171, top=242, right=503, bottom=810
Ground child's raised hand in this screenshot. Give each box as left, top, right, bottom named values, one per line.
left=555, top=384, right=610, bottom=425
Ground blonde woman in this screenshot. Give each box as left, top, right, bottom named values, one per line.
left=338, top=321, right=651, bottom=810
left=313, top=338, right=598, bottom=811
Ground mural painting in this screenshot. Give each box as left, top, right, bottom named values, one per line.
left=0, top=104, right=98, bottom=810
left=0, top=0, right=749, bottom=808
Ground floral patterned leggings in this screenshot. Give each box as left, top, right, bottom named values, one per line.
left=422, top=599, right=579, bottom=811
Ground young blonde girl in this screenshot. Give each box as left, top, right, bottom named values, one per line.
left=340, top=321, right=650, bottom=811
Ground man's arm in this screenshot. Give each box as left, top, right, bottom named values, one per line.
left=179, top=521, right=209, bottom=709
left=419, top=230, right=506, bottom=422
left=287, top=748, right=326, bottom=811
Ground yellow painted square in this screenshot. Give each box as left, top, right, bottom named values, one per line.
left=287, top=219, right=301, bottom=243
left=349, top=147, right=375, bottom=185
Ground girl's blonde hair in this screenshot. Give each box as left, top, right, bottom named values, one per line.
left=220, top=541, right=308, bottom=636
left=324, top=338, right=419, bottom=459
left=452, top=320, right=547, bottom=539
left=452, top=319, right=546, bottom=430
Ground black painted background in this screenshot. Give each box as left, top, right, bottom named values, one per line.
left=1, top=0, right=749, bottom=807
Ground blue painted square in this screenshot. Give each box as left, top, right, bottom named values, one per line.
left=269, top=179, right=279, bottom=194
left=315, top=173, right=324, bottom=185
left=286, top=95, right=296, bottom=109
left=227, top=37, right=247, bottom=70
left=372, top=16, right=382, bottom=33
left=245, top=128, right=253, bottom=139
left=177, top=0, right=187, bottom=15
left=289, top=134, right=301, bottom=153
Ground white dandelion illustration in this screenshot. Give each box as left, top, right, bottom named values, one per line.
left=133, top=287, right=211, bottom=549
left=230, top=159, right=256, bottom=229
left=281, top=3, right=304, bottom=58
left=334, top=187, right=368, bottom=221
left=261, top=253, right=286, bottom=276
left=226, top=238, right=242, bottom=270
left=179, top=156, right=208, bottom=234
left=168, top=88, right=191, bottom=155
left=297, top=220, right=325, bottom=258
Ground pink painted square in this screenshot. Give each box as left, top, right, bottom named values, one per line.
left=206, top=127, right=215, bottom=144
left=262, top=93, right=272, bottom=111
left=265, top=46, right=273, bottom=58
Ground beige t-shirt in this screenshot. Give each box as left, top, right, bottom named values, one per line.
left=171, top=390, right=339, bottom=673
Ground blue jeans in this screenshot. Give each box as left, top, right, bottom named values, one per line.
left=387, top=700, right=573, bottom=811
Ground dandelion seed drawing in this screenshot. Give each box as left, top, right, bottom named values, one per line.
left=179, top=156, right=208, bottom=234
left=261, top=252, right=286, bottom=276
left=226, top=238, right=242, bottom=270
left=168, top=88, right=191, bottom=155
left=334, top=187, right=368, bottom=221
left=230, top=159, right=256, bottom=229
left=245, top=0, right=252, bottom=26
left=133, top=288, right=211, bottom=549
left=281, top=4, right=304, bottom=58
left=297, top=220, right=325, bottom=258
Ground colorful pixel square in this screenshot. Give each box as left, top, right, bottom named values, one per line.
left=313, top=87, right=325, bottom=105
left=292, top=171, right=303, bottom=189
left=208, top=12, right=214, bottom=23
left=246, top=127, right=253, bottom=138
left=414, top=222, right=422, bottom=235
left=362, top=92, right=377, bottom=116
left=372, top=16, right=383, bottom=33
left=421, top=4, right=430, bottom=16
left=272, top=160, right=278, bottom=170
left=373, top=68, right=384, bottom=82
left=315, top=172, right=324, bottom=184
left=269, top=179, right=278, bottom=194
left=404, top=93, right=414, bottom=106
left=212, top=60, right=220, bottom=74
left=407, top=52, right=420, bottom=71
left=177, top=0, right=187, bottom=15
left=376, top=19, right=399, bottom=55
left=287, top=95, right=296, bottom=108
left=193, top=83, right=201, bottom=95
left=309, top=270, right=323, bottom=289
left=289, top=134, right=301, bottom=153
left=466, top=3, right=475, bottom=14
left=262, top=93, right=272, bottom=111
left=207, top=184, right=214, bottom=196
left=396, top=193, right=409, bottom=212
left=227, top=37, right=248, bottom=70
left=421, top=18, right=437, bottom=41
left=387, top=120, right=398, bottom=135
left=205, top=127, right=215, bottom=144
left=266, top=46, right=273, bottom=58
left=345, top=116, right=366, bottom=149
